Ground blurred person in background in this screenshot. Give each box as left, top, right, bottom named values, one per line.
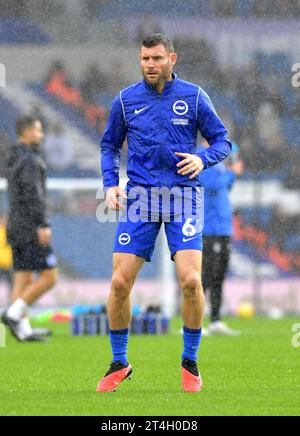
left=199, top=140, right=244, bottom=336
left=84, top=0, right=102, bottom=20
left=255, top=102, right=287, bottom=174
left=43, top=121, right=75, bottom=173
left=1, top=116, right=58, bottom=342
left=237, top=64, right=266, bottom=116
left=283, top=147, right=300, bottom=190
left=0, top=214, right=13, bottom=295
left=268, top=205, right=295, bottom=251
left=46, top=60, right=84, bottom=108
left=0, top=0, right=27, bottom=18
left=136, top=13, right=162, bottom=44
left=80, top=64, right=109, bottom=104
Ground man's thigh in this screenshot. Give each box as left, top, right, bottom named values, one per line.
left=112, top=253, right=145, bottom=284
left=114, top=220, right=161, bottom=262
left=164, top=186, right=204, bottom=260
left=11, top=271, right=34, bottom=300
left=174, top=250, right=203, bottom=283
left=165, top=216, right=203, bottom=261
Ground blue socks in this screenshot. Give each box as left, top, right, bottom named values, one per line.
left=182, top=326, right=202, bottom=363
left=109, top=326, right=202, bottom=366
left=109, top=328, right=129, bottom=365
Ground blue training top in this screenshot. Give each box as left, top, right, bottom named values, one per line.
left=101, top=74, right=232, bottom=190
left=198, top=144, right=238, bottom=237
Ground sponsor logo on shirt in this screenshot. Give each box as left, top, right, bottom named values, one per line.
left=173, top=100, right=189, bottom=116
left=171, top=118, right=189, bottom=126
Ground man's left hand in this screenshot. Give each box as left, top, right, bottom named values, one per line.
left=175, top=152, right=204, bottom=179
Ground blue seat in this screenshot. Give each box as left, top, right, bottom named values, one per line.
left=0, top=17, right=50, bottom=44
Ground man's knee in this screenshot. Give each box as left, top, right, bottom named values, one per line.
left=180, top=272, right=203, bottom=299
left=111, top=272, right=132, bottom=300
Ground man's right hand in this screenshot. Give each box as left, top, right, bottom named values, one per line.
left=106, top=186, right=127, bottom=210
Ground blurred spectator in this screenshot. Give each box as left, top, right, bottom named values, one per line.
left=218, top=66, right=239, bottom=93
left=136, top=14, right=162, bottom=44
left=84, top=0, right=103, bottom=20
left=46, top=61, right=84, bottom=108
left=256, top=102, right=282, bottom=144
left=38, top=0, right=66, bottom=21
left=237, top=64, right=266, bottom=115
left=255, top=101, right=286, bottom=173
left=80, top=64, right=109, bottom=104
left=175, top=37, right=219, bottom=83
left=268, top=205, right=296, bottom=250
left=283, top=147, right=300, bottom=190
left=239, top=136, right=259, bottom=173
left=1, top=0, right=300, bottom=22
left=213, top=0, right=235, bottom=17
left=256, top=135, right=287, bottom=173
left=293, top=94, right=300, bottom=116
left=265, top=86, right=288, bottom=116
left=0, top=0, right=27, bottom=18
left=45, top=60, right=107, bottom=133
left=218, top=110, right=236, bottom=139
left=0, top=130, right=11, bottom=177
left=45, top=61, right=67, bottom=88
left=43, top=122, right=75, bottom=172
left=253, top=0, right=300, bottom=17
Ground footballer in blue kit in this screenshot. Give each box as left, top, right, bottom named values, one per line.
left=97, top=34, right=232, bottom=393
left=198, top=142, right=244, bottom=337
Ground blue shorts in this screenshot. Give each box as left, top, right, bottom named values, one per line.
left=114, top=186, right=204, bottom=262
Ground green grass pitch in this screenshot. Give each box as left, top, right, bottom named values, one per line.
left=0, top=317, right=299, bottom=416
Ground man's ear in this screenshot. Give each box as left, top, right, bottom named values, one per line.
left=170, top=52, right=177, bottom=67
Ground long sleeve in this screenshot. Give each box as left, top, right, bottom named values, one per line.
left=100, top=94, right=127, bottom=189
left=196, top=89, right=232, bottom=169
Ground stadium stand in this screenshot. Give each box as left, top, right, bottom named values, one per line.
left=0, top=17, right=50, bottom=44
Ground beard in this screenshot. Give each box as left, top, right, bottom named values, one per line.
left=143, top=67, right=172, bottom=89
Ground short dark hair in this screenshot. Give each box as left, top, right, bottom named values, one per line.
left=15, top=116, right=39, bottom=136
left=141, top=34, right=174, bottom=53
